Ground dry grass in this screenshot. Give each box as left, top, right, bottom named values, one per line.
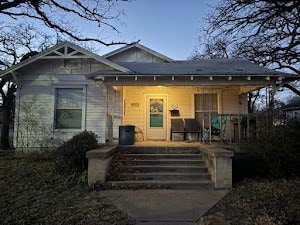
left=0, top=155, right=134, bottom=225
left=201, top=178, right=300, bottom=225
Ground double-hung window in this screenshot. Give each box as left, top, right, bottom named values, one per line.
left=55, top=88, right=83, bottom=129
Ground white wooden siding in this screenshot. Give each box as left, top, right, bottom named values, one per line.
left=106, top=86, right=123, bottom=140
left=14, top=59, right=109, bottom=149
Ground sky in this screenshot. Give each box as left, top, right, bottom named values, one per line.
left=96, top=0, right=220, bottom=60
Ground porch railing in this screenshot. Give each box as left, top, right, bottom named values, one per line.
left=200, top=113, right=257, bottom=144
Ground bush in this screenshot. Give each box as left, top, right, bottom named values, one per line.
left=54, top=131, right=98, bottom=173
left=240, top=117, right=300, bottom=178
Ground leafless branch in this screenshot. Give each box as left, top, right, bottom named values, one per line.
left=0, top=0, right=131, bottom=46
left=201, top=0, right=300, bottom=74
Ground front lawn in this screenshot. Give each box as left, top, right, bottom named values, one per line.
left=201, top=178, right=300, bottom=225
left=0, top=155, right=134, bottom=225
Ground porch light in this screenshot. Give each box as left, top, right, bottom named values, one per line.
left=190, top=76, right=194, bottom=81
left=115, top=76, right=118, bottom=81
left=265, top=76, right=270, bottom=81
left=246, top=76, right=251, bottom=81
left=209, top=76, right=213, bottom=81
left=172, top=76, right=175, bottom=81
left=153, top=76, right=156, bottom=81
left=135, top=76, right=138, bottom=81
left=227, top=76, right=232, bottom=80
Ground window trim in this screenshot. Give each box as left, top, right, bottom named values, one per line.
left=52, top=85, right=86, bottom=131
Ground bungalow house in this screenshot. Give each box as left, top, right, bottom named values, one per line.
left=0, top=41, right=298, bottom=150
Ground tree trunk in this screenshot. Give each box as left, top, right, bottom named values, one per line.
left=0, top=84, right=16, bottom=150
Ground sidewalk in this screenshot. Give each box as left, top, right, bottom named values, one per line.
left=99, top=189, right=229, bottom=225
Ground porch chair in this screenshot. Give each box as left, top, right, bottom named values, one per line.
left=211, top=115, right=227, bottom=141
left=170, top=118, right=186, bottom=141
left=184, top=118, right=202, bottom=141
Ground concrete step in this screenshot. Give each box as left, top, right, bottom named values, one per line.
left=118, top=172, right=211, bottom=180
left=124, top=165, right=208, bottom=173
left=120, top=153, right=203, bottom=160
left=108, top=146, right=212, bottom=189
left=106, top=179, right=213, bottom=189
left=118, top=146, right=200, bottom=154
left=119, top=159, right=205, bottom=166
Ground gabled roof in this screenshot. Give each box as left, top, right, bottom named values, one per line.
left=0, top=41, right=131, bottom=78
left=102, top=43, right=174, bottom=62
left=115, top=59, right=296, bottom=77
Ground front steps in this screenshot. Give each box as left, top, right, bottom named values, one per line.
left=106, top=146, right=213, bottom=189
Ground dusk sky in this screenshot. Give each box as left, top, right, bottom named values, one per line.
left=97, top=0, right=220, bottom=59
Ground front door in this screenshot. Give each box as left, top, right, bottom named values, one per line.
left=146, top=95, right=167, bottom=140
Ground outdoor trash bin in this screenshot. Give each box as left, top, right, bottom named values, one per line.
left=119, top=125, right=135, bottom=145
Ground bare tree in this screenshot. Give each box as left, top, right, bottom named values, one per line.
left=0, top=23, right=55, bottom=70
left=0, top=0, right=131, bottom=47
left=0, top=0, right=133, bottom=149
left=0, top=80, right=16, bottom=149
left=204, top=0, right=299, bottom=74
left=190, top=37, right=230, bottom=60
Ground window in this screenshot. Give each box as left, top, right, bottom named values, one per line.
left=194, top=94, right=218, bottom=126
left=195, top=94, right=218, bottom=112
left=55, top=88, right=83, bottom=129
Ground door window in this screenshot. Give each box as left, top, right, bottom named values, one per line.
left=149, top=98, right=164, bottom=127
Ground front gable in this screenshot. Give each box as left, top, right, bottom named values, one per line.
left=103, top=43, right=174, bottom=63
left=0, top=41, right=131, bottom=80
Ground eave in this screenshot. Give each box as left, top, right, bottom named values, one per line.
left=89, top=74, right=289, bottom=87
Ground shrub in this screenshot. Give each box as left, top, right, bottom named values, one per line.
left=240, top=117, right=300, bottom=178
left=54, top=131, right=98, bottom=173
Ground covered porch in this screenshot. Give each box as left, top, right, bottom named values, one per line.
left=106, top=85, right=259, bottom=144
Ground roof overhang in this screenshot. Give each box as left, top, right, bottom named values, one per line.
left=87, top=73, right=295, bottom=87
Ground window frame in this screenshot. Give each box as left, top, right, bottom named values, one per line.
left=53, top=85, right=86, bottom=131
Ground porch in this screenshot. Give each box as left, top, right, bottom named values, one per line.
left=107, top=85, right=257, bottom=144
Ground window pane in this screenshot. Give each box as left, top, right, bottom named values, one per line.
left=55, top=88, right=83, bottom=129
left=150, top=99, right=163, bottom=113
left=195, top=94, right=217, bottom=111
left=57, top=89, right=82, bottom=109
left=56, top=109, right=82, bottom=129
left=150, top=114, right=163, bottom=127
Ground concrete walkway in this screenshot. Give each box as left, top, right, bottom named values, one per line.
left=99, top=189, right=229, bottom=225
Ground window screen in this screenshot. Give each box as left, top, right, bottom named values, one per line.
left=55, top=88, right=83, bottom=129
